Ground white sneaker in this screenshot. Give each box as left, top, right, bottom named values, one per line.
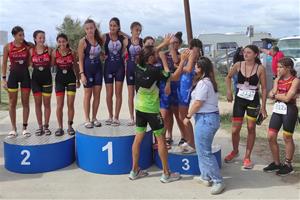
left=160, top=172, right=181, bottom=183
left=181, top=142, right=196, bottom=154
left=193, top=176, right=212, bottom=187
left=128, top=169, right=149, bottom=180
left=211, top=182, right=225, bottom=195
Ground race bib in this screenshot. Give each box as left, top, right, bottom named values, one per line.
left=237, top=89, right=256, bottom=101
left=273, top=102, right=287, bottom=115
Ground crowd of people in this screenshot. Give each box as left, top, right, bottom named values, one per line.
left=1, top=18, right=299, bottom=195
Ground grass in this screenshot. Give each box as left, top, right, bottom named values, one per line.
left=215, top=71, right=227, bottom=100
left=0, top=87, right=9, bottom=110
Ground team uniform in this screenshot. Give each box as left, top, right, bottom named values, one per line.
left=177, top=62, right=195, bottom=107
left=55, top=48, right=76, bottom=96
left=83, top=38, right=103, bottom=88
left=135, top=64, right=170, bottom=136
left=232, top=62, right=260, bottom=123
left=269, top=76, right=298, bottom=136
left=104, top=33, right=125, bottom=84
left=159, top=52, right=179, bottom=109
left=31, top=47, right=52, bottom=97
left=7, top=42, right=31, bottom=92
left=126, top=38, right=142, bottom=85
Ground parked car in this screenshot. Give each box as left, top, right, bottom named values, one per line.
left=277, top=36, right=300, bottom=76
left=215, top=50, right=236, bottom=74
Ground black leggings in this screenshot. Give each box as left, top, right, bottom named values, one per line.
left=269, top=103, right=298, bottom=136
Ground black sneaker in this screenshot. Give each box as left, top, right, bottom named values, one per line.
left=276, top=164, right=294, bottom=176
left=263, top=162, right=281, bottom=173
left=178, top=138, right=186, bottom=146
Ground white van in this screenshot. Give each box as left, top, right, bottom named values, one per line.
left=277, top=36, right=300, bottom=76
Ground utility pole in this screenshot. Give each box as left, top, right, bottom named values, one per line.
left=183, top=0, right=193, bottom=44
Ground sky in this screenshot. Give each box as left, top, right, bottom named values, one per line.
left=0, top=0, right=299, bottom=45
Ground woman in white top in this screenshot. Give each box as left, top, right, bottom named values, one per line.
left=183, top=56, right=225, bottom=195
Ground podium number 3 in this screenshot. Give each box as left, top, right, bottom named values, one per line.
left=21, top=150, right=31, bottom=165
left=182, top=158, right=190, bottom=171
left=102, top=142, right=113, bottom=165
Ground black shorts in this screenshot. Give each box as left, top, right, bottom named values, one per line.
left=7, top=69, right=31, bottom=92
left=31, top=68, right=52, bottom=96
left=269, top=103, right=298, bottom=136
left=232, top=93, right=260, bottom=123
left=55, top=69, right=76, bottom=96
left=135, top=110, right=164, bottom=136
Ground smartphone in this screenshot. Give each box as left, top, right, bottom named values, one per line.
left=256, top=113, right=264, bottom=125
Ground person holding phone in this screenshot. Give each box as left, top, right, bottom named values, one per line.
left=224, top=45, right=267, bottom=169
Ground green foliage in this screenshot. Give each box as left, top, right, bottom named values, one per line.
left=56, top=15, right=85, bottom=51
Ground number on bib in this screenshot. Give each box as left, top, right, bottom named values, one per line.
left=237, top=89, right=256, bottom=101
left=273, top=102, right=287, bottom=115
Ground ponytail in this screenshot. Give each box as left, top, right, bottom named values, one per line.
left=84, top=19, right=104, bottom=46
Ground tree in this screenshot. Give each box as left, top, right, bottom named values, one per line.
left=56, top=15, right=85, bottom=51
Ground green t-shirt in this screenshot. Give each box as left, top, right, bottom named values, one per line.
left=135, top=64, right=170, bottom=113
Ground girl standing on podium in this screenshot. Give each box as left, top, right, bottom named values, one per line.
left=1, top=26, right=32, bottom=137
left=125, top=22, right=143, bottom=126
left=103, top=17, right=128, bottom=126
left=78, top=19, right=104, bottom=129
left=29, top=30, right=53, bottom=136
left=52, top=33, right=80, bottom=136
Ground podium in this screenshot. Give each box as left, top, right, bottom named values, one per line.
left=76, top=121, right=153, bottom=174
left=4, top=134, right=75, bottom=174
left=154, top=145, right=222, bottom=175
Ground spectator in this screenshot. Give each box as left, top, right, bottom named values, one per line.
left=260, top=46, right=284, bottom=79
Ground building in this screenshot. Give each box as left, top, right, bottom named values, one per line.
left=198, top=32, right=272, bottom=58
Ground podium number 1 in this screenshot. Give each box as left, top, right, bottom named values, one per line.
left=21, top=150, right=31, bottom=165
left=102, top=142, right=113, bottom=165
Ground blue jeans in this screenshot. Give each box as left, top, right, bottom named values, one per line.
left=194, top=112, right=223, bottom=183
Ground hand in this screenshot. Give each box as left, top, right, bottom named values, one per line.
left=277, top=71, right=283, bottom=79
left=164, top=84, right=171, bottom=96
left=226, top=90, right=233, bottom=102
left=183, top=117, right=190, bottom=126
left=2, top=79, right=8, bottom=91
left=100, top=53, right=107, bottom=61
left=260, top=108, right=268, bottom=119
left=180, top=49, right=191, bottom=61
left=163, top=33, right=173, bottom=46
left=76, top=81, right=81, bottom=88
left=80, top=73, right=87, bottom=86
left=274, top=76, right=280, bottom=83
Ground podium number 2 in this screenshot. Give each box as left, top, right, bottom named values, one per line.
left=182, top=158, right=190, bottom=171
left=102, top=142, right=113, bottom=165
left=21, top=150, right=31, bottom=165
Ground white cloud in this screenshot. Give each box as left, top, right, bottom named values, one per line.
left=0, top=0, right=299, bottom=44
